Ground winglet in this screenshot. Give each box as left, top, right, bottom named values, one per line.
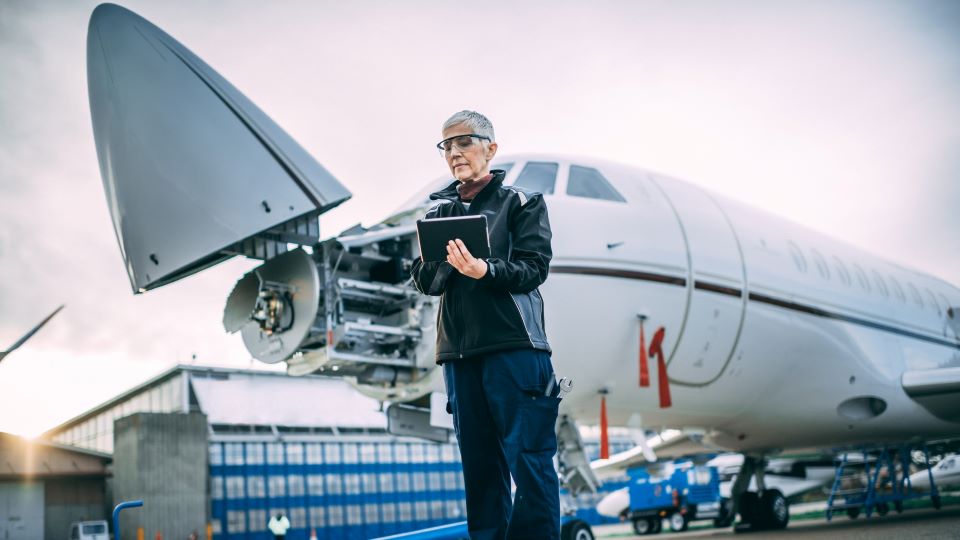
left=1, top=305, right=65, bottom=363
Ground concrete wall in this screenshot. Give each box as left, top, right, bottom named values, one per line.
left=44, top=478, right=107, bottom=540
left=113, top=413, right=208, bottom=539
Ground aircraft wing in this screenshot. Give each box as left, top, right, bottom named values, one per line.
left=902, top=367, right=960, bottom=422
left=590, top=430, right=721, bottom=481
left=0, top=305, right=64, bottom=363
left=87, top=4, right=351, bottom=293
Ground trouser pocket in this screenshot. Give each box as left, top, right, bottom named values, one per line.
left=519, top=390, right=560, bottom=453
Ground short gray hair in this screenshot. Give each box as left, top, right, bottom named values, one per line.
left=442, top=110, right=495, bottom=142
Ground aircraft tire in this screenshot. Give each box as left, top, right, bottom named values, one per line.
left=738, top=492, right=760, bottom=524
left=875, top=502, right=890, bottom=516
left=758, top=489, right=789, bottom=530
left=846, top=507, right=860, bottom=519
left=561, top=519, right=594, bottom=540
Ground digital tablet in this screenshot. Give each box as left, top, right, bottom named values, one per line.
left=416, top=215, right=491, bottom=263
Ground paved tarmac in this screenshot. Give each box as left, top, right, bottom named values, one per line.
left=592, top=506, right=960, bottom=539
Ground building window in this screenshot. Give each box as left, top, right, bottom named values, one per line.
left=360, top=443, right=377, bottom=463
left=342, top=443, right=359, bottom=464
left=395, top=474, right=410, bottom=493
left=286, top=443, right=304, bottom=464
left=379, top=473, right=395, bottom=493
left=362, top=473, right=378, bottom=494
left=325, top=474, right=343, bottom=495
left=288, top=475, right=305, bottom=496
left=441, top=445, right=457, bottom=463
left=377, top=443, right=393, bottom=462
left=226, top=476, right=245, bottom=499
left=381, top=503, right=396, bottom=524
left=398, top=502, right=413, bottom=523
left=446, top=500, right=463, bottom=519
left=306, top=443, right=323, bottom=464
left=245, top=443, right=264, bottom=464
left=410, top=444, right=425, bottom=463
left=513, top=162, right=557, bottom=195
left=567, top=165, right=626, bottom=202
left=267, top=443, right=285, bottom=465
left=327, top=506, right=344, bottom=527
left=394, top=444, right=410, bottom=463
left=415, top=501, right=429, bottom=521
left=412, top=472, right=427, bottom=492
left=324, top=443, right=341, bottom=464
left=364, top=503, right=380, bottom=524
left=428, top=471, right=442, bottom=491
left=309, top=507, right=326, bottom=528
left=247, top=476, right=266, bottom=498
left=226, top=510, right=246, bottom=533
left=225, top=443, right=244, bottom=465
left=425, top=444, right=440, bottom=463
left=211, top=477, right=224, bottom=500
left=443, top=471, right=459, bottom=490
left=344, top=473, right=361, bottom=495
left=346, top=505, right=363, bottom=526
left=209, top=444, right=223, bottom=466
left=289, top=507, right=307, bottom=528
left=268, top=475, right=286, bottom=497
left=247, top=509, right=266, bottom=532
left=307, top=475, right=324, bottom=496
left=430, top=500, right=445, bottom=520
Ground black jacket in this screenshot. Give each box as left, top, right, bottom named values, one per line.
left=411, top=169, right=553, bottom=363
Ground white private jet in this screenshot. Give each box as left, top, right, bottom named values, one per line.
left=85, top=4, right=960, bottom=536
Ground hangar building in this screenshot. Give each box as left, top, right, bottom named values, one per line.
left=38, top=365, right=630, bottom=539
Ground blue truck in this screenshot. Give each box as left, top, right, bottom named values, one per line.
left=626, top=462, right=731, bottom=534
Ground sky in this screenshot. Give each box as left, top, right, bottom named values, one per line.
left=1, top=0, right=958, bottom=438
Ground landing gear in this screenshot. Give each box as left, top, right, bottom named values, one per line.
left=631, top=517, right=661, bottom=535
left=561, top=518, right=594, bottom=540
left=729, top=456, right=791, bottom=532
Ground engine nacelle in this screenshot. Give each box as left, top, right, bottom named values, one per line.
left=223, top=226, right=441, bottom=402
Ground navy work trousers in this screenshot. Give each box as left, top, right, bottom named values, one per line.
left=443, top=348, right=561, bottom=540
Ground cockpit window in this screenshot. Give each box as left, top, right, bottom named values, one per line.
left=514, top=162, right=557, bottom=195
left=567, top=165, right=626, bottom=202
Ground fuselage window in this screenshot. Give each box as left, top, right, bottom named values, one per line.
left=567, top=165, right=627, bottom=202
left=811, top=249, right=830, bottom=280
left=872, top=270, right=889, bottom=298
left=925, top=289, right=941, bottom=316
left=853, top=263, right=870, bottom=291
left=889, top=276, right=906, bottom=303
left=908, top=282, right=924, bottom=308
left=513, top=161, right=558, bottom=195
left=788, top=242, right=807, bottom=273
left=833, top=257, right=852, bottom=287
